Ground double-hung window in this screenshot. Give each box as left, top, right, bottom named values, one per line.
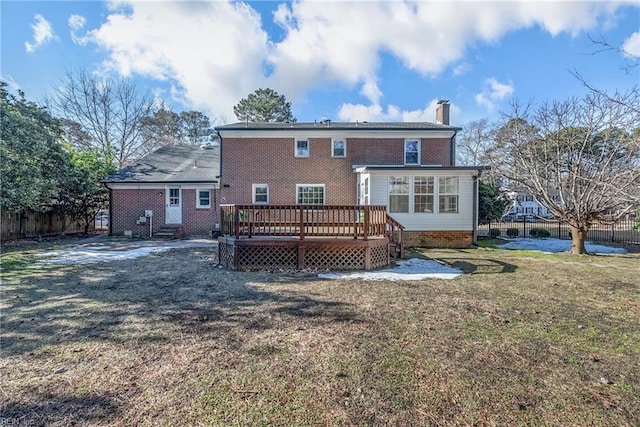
left=297, top=184, right=325, bottom=204
left=404, top=139, right=420, bottom=165
left=252, top=184, right=269, bottom=204
left=388, top=176, right=409, bottom=213
left=332, top=139, right=346, bottom=157
left=439, top=176, right=459, bottom=213
left=414, top=177, right=434, bottom=213
left=296, top=140, right=309, bottom=157
left=197, top=190, right=211, bottom=208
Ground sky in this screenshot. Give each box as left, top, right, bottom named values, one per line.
left=2, top=1, right=639, bottom=126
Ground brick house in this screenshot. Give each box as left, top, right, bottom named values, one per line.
left=216, top=101, right=486, bottom=248
left=103, top=144, right=220, bottom=238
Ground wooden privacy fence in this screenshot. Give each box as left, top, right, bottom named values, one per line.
left=220, top=204, right=389, bottom=240
left=1, top=207, right=90, bottom=241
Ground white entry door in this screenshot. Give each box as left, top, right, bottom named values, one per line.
left=166, top=187, right=182, bottom=224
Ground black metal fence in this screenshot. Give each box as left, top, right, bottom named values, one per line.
left=479, top=216, right=640, bottom=245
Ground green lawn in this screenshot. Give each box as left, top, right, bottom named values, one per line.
left=1, top=241, right=639, bottom=426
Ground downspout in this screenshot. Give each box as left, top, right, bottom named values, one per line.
left=215, top=128, right=223, bottom=231
left=472, top=169, right=482, bottom=245
left=450, top=129, right=458, bottom=166
left=109, top=187, right=113, bottom=236
left=356, top=171, right=361, bottom=205
left=103, top=182, right=113, bottom=236
left=216, top=128, right=223, bottom=189
left=471, top=175, right=477, bottom=245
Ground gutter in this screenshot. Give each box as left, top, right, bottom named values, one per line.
left=216, top=123, right=462, bottom=132
left=101, top=180, right=219, bottom=185
left=353, top=165, right=490, bottom=172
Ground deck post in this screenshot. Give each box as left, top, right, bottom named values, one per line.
left=232, top=243, right=239, bottom=270
left=297, top=245, right=305, bottom=270
left=299, top=205, right=305, bottom=240
left=364, top=246, right=371, bottom=270
left=234, top=206, right=240, bottom=239
left=364, top=206, right=369, bottom=241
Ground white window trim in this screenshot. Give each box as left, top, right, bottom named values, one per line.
left=331, top=138, right=346, bottom=158
left=404, top=139, right=420, bottom=165
left=388, top=176, right=410, bottom=214
left=196, top=189, right=211, bottom=209
left=413, top=176, right=435, bottom=214
left=296, top=184, right=326, bottom=204
left=252, top=184, right=269, bottom=204
left=295, top=139, right=309, bottom=158
left=438, top=176, right=459, bottom=214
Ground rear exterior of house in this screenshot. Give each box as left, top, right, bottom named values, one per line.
left=216, top=101, right=485, bottom=248
left=103, top=144, right=220, bottom=238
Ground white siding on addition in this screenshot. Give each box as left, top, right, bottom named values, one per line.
left=366, top=169, right=476, bottom=231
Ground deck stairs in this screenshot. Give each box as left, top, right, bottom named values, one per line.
left=386, top=215, right=405, bottom=259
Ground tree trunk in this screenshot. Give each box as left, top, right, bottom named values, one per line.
left=570, top=225, right=588, bottom=254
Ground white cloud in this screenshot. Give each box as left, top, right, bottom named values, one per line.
left=83, top=1, right=269, bottom=118
left=69, top=14, right=90, bottom=46
left=475, top=78, right=514, bottom=110
left=453, top=62, right=472, bottom=76
left=338, top=97, right=461, bottom=124
left=79, top=1, right=627, bottom=120
left=621, top=31, right=640, bottom=59
left=25, top=14, right=55, bottom=53
left=360, top=78, right=383, bottom=106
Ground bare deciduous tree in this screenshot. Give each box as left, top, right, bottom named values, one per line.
left=50, top=69, right=154, bottom=167
left=456, top=118, right=506, bottom=187
left=500, top=91, right=640, bottom=254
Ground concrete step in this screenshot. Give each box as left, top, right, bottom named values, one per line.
left=154, top=224, right=183, bottom=239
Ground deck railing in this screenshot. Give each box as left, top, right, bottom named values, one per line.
left=220, top=204, right=389, bottom=240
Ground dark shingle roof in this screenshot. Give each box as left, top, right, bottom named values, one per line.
left=103, top=144, right=219, bottom=184
left=216, top=121, right=461, bottom=131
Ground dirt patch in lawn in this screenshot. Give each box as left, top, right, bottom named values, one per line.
left=1, top=243, right=639, bottom=426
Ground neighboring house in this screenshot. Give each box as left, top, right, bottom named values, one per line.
left=215, top=101, right=487, bottom=248
left=504, top=190, right=554, bottom=219
left=103, top=144, right=220, bottom=238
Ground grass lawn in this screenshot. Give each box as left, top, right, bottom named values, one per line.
left=1, top=239, right=639, bottom=426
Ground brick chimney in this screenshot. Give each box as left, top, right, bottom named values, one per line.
left=436, top=100, right=450, bottom=125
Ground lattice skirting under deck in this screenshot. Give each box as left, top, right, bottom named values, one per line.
left=218, top=237, right=389, bottom=271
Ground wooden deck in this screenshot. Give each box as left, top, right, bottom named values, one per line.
left=218, top=205, right=404, bottom=271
